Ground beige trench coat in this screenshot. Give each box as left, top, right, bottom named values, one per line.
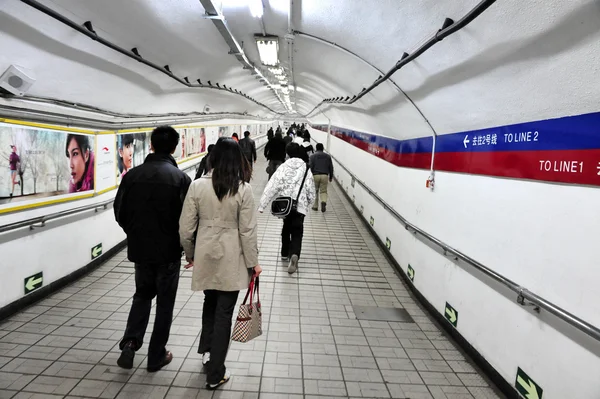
left=179, top=175, right=259, bottom=292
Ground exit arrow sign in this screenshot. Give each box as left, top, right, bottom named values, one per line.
left=360, top=205, right=364, bottom=214
left=91, top=243, right=103, bottom=260
left=385, top=238, right=391, bottom=250
left=370, top=216, right=374, bottom=226
left=407, top=265, right=415, bottom=282
left=24, top=272, right=43, bottom=294
left=516, top=367, right=543, bottom=399
left=445, top=302, right=458, bottom=327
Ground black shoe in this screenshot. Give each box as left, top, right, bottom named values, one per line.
left=147, top=351, right=173, bottom=372
left=321, top=202, right=326, bottom=212
left=117, top=341, right=135, bottom=369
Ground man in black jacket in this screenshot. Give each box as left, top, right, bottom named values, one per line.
left=264, top=131, right=287, bottom=180
left=238, top=131, right=257, bottom=167
left=114, top=125, right=191, bottom=372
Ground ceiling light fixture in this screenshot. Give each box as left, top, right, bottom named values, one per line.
left=249, top=0, right=264, bottom=18
left=255, top=36, right=279, bottom=66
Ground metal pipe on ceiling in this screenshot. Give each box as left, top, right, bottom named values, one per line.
left=18, top=0, right=281, bottom=114
left=198, top=0, right=287, bottom=111
left=302, top=0, right=498, bottom=117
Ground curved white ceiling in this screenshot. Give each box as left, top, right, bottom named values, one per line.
left=1, top=0, right=599, bottom=139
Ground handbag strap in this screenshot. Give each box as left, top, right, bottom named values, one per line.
left=295, top=164, right=310, bottom=203
left=242, top=276, right=260, bottom=304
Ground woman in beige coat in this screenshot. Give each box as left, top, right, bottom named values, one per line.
left=179, top=137, right=262, bottom=390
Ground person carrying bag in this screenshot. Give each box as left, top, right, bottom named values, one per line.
left=258, top=143, right=316, bottom=274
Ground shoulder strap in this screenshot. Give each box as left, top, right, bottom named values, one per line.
left=295, top=164, right=310, bottom=202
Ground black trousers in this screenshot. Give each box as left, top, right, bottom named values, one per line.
left=281, top=210, right=305, bottom=258
left=120, top=261, right=180, bottom=368
left=198, top=290, right=240, bottom=384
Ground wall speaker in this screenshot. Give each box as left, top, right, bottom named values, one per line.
left=0, top=65, right=36, bottom=96
left=203, top=105, right=211, bottom=113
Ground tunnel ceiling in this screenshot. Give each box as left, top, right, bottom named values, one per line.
left=1, top=0, right=599, bottom=138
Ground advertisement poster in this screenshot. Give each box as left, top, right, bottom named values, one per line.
left=218, top=126, right=230, bottom=138
left=95, top=134, right=116, bottom=193
left=206, top=127, right=219, bottom=146
left=116, top=131, right=151, bottom=184
left=0, top=123, right=95, bottom=207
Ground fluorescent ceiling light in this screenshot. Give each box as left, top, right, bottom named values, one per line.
left=271, top=84, right=281, bottom=89
left=269, top=67, right=283, bottom=75
left=288, top=85, right=294, bottom=90
left=249, top=0, right=264, bottom=18
left=255, top=36, right=279, bottom=66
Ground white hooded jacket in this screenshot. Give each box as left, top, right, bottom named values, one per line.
left=258, top=157, right=316, bottom=215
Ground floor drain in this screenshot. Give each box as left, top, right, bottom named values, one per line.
left=352, top=305, right=415, bottom=322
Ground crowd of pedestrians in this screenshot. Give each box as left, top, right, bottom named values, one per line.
left=113, top=123, right=334, bottom=390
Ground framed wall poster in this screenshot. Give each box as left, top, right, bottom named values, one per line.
left=0, top=122, right=96, bottom=211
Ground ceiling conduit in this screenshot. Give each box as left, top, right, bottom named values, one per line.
left=303, top=0, right=498, bottom=117
left=198, top=0, right=288, bottom=112
left=19, top=0, right=282, bottom=115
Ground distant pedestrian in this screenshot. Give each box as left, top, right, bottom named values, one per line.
left=309, top=143, right=334, bottom=212
left=239, top=131, right=257, bottom=167
left=264, top=131, right=287, bottom=180
left=115, top=126, right=191, bottom=372
left=195, top=144, right=215, bottom=180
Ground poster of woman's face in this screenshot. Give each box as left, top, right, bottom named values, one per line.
left=116, top=132, right=151, bottom=183
left=0, top=123, right=95, bottom=206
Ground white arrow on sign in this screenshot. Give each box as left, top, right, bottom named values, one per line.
left=445, top=307, right=457, bottom=324
left=596, top=162, right=600, bottom=175
left=25, top=276, right=42, bottom=292
left=463, top=135, right=470, bottom=148
left=517, top=375, right=540, bottom=399
left=92, top=246, right=102, bottom=258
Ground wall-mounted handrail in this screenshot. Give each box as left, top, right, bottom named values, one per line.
left=328, top=153, right=600, bottom=342
left=0, top=199, right=114, bottom=234
left=303, top=0, right=497, bottom=117
left=19, top=0, right=282, bottom=115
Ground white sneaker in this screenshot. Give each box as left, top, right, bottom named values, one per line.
left=202, top=352, right=210, bottom=365
left=207, top=369, right=231, bottom=390
left=288, top=255, right=298, bottom=274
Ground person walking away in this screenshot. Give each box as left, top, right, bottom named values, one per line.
left=309, top=143, right=334, bottom=212
left=259, top=143, right=315, bottom=274
left=8, top=145, right=20, bottom=197
left=114, top=126, right=192, bottom=372
left=195, top=144, right=214, bottom=180
left=302, top=137, right=314, bottom=159
left=238, top=131, right=257, bottom=170
left=231, top=133, right=239, bottom=142
left=264, top=131, right=287, bottom=180
left=267, top=127, right=274, bottom=141
left=179, top=137, right=262, bottom=390
left=283, top=131, right=293, bottom=146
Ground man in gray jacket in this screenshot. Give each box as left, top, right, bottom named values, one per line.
left=309, top=143, right=334, bottom=212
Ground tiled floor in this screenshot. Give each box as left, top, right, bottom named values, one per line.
left=0, top=157, right=506, bottom=399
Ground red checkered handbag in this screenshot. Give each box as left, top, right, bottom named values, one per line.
left=231, top=277, right=262, bottom=343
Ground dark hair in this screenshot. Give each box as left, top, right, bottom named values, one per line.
left=151, top=126, right=179, bottom=154
left=207, top=144, right=215, bottom=153
left=209, top=137, right=251, bottom=201
left=232, top=133, right=239, bottom=139
left=244, top=131, right=250, bottom=138
left=316, top=143, right=324, bottom=151
left=65, top=134, right=92, bottom=157
left=118, top=134, right=134, bottom=149
left=286, top=142, right=304, bottom=159
left=275, top=131, right=283, bottom=139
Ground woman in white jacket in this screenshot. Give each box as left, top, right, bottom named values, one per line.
left=258, top=143, right=316, bottom=274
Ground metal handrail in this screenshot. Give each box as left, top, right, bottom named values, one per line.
left=0, top=199, right=114, bottom=233
left=302, top=0, right=497, bottom=117
left=19, top=0, right=283, bottom=114
left=330, top=154, right=600, bottom=342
